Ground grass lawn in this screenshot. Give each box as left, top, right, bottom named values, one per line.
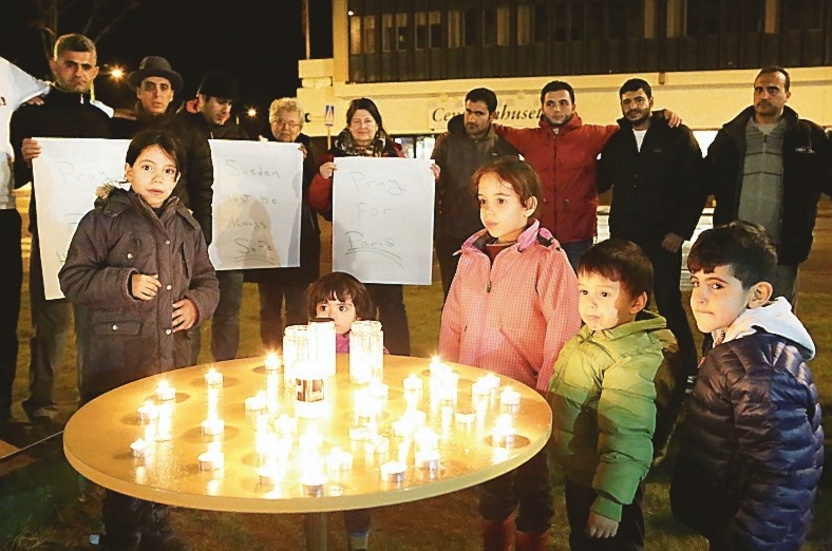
left=7, top=267, right=832, bottom=549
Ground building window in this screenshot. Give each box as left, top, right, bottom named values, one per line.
left=430, top=11, right=443, bottom=48
left=483, top=8, right=496, bottom=46
left=416, top=12, right=429, bottom=49
left=464, top=8, right=479, bottom=46
left=518, top=5, right=532, bottom=45
left=363, top=15, right=376, bottom=54
left=666, top=0, right=685, bottom=38
left=397, top=13, right=411, bottom=50
left=448, top=9, right=462, bottom=47
left=383, top=13, right=394, bottom=52
left=497, top=6, right=511, bottom=46
left=350, top=14, right=362, bottom=54
left=784, top=0, right=822, bottom=30
left=533, top=4, right=548, bottom=43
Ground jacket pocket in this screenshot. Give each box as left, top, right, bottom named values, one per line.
left=93, top=320, right=141, bottom=336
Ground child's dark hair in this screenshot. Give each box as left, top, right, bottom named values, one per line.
left=125, top=129, right=182, bottom=173
left=306, top=272, right=375, bottom=321
left=687, top=221, right=777, bottom=289
left=472, top=157, right=541, bottom=212
left=579, top=238, right=653, bottom=304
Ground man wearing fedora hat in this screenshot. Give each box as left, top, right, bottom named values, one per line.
left=179, top=70, right=249, bottom=363
left=112, top=56, right=214, bottom=249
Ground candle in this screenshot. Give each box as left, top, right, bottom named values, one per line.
left=349, top=425, right=370, bottom=441
left=299, top=428, right=324, bottom=451
left=130, top=438, right=151, bottom=458
left=300, top=472, right=327, bottom=496
left=415, top=449, right=440, bottom=472
left=264, top=352, right=282, bottom=371
left=201, top=417, right=225, bottom=436
left=491, top=413, right=516, bottom=447
left=429, top=356, right=447, bottom=378
left=245, top=393, right=266, bottom=412
left=500, top=387, right=521, bottom=412
left=198, top=449, right=224, bottom=471
left=455, top=410, right=476, bottom=426
left=482, top=373, right=501, bottom=391
left=154, top=405, right=173, bottom=441
left=414, top=427, right=439, bottom=452
left=403, top=374, right=422, bottom=392
left=370, top=382, right=389, bottom=401
left=273, top=414, right=297, bottom=436
left=155, top=380, right=175, bottom=401
left=204, top=367, right=223, bottom=386
left=364, top=435, right=390, bottom=455
left=258, top=465, right=283, bottom=486
left=326, top=448, right=354, bottom=472
left=137, top=400, right=158, bottom=423
left=472, top=379, right=491, bottom=399
left=380, top=460, right=407, bottom=483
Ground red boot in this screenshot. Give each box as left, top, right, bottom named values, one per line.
left=482, top=516, right=514, bottom=551
left=515, top=529, right=549, bottom=551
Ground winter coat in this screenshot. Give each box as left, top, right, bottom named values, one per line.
left=548, top=311, right=684, bottom=522
left=112, top=112, right=215, bottom=243
left=670, top=298, right=823, bottom=550
left=493, top=115, right=618, bottom=244
left=598, top=113, right=706, bottom=242
left=438, top=220, right=581, bottom=392
left=59, top=188, right=219, bottom=400
left=9, top=84, right=112, bottom=231
left=245, top=133, right=322, bottom=286
left=431, top=125, right=518, bottom=242
left=705, top=105, right=832, bottom=265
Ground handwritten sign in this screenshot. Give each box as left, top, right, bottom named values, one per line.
left=331, top=157, right=435, bottom=285
left=208, top=140, right=302, bottom=271
left=32, top=138, right=129, bottom=300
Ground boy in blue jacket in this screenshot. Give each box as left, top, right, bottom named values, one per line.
left=670, top=221, right=823, bottom=550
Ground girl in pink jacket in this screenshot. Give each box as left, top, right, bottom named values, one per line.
left=438, top=157, right=580, bottom=549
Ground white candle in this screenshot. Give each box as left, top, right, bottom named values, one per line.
left=403, top=374, right=422, bottom=392
left=201, top=418, right=225, bottom=436
left=472, top=379, right=491, bottom=399
left=364, top=435, right=390, bottom=455
left=137, top=400, right=158, bottom=423
left=370, top=382, right=389, bottom=401
left=155, top=380, right=175, bottom=401
left=204, top=367, right=223, bottom=386
left=198, top=450, right=224, bottom=471
left=483, top=373, right=501, bottom=391
left=380, top=460, right=407, bottom=483
left=130, top=437, right=151, bottom=458
left=299, top=428, right=324, bottom=451
left=491, top=413, right=516, bottom=446
left=258, top=465, right=283, bottom=486
left=455, top=410, right=476, bottom=425
left=349, top=425, right=370, bottom=441
left=300, top=472, right=327, bottom=496
left=326, top=447, right=354, bottom=472
left=264, top=352, right=282, bottom=371
left=273, top=414, right=297, bottom=436
left=245, top=393, right=266, bottom=412
left=500, top=387, right=521, bottom=412
left=429, top=356, right=447, bottom=378
left=415, top=449, right=440, bottom=471
left=414, top=427, right=439, bottom=452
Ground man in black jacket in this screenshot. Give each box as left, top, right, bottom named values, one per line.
left=598, top=78, right=705, bottom=373
left=178, top=71, right=249, bottom=362
left=705, top=66, right=832, bottom=305
left=431, top=88, right=518, bottom=298
left=9, top=33, right=112, bottom=422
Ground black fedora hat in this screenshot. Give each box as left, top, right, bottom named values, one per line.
left=127, top=56, right=184, bottom=92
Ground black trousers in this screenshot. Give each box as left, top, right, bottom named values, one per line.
left=0, top=209, right=22, bottom=417
left=366, top=284, right=410, bottom=356
left=565, top=478, right=645, bottom=551
left=435, top=234, right=467, bottom=301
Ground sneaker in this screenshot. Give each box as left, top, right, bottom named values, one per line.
left=22, top=402, right=58, bottom=422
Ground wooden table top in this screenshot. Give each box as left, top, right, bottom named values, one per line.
left=63, top=355, right=552, bottom=514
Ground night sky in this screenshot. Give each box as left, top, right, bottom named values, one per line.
left=0, top=0, right=333, bottom=136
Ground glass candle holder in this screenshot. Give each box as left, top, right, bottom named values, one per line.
left=349, top=320, right=384, bottom=385
left=308, top=318, right=336, bottom=377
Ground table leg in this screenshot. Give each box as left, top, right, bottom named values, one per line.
left=303, top=512, right=329, bottom=551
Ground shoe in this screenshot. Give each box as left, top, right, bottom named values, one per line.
left=22, top=401, right=58, bottom=422
left=515, top=529, right=549, bottom=551
left=482, top=516, right=514, bottom=551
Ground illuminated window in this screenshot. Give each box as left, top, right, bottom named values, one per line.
left=497, top=6, right=511, bottom=46
left=448, top=9, right=462, bottom=47
left=397, top=13, right=411, bottom=50
left=383, top=13, right=394, bottom=52
left=518, top=5, right=532, bottom=45
left=350, top=14, right=362, bottom=54
left=363, top=15, right=376, bottom=54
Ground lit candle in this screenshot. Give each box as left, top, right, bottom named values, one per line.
left=472, top=379, right=491, bottom=399
left=403, top=374, right=422, bottom=392
left=364, top=435, right=390, bottom=455
left=245, top=392, right=266, bottom=412
left=265, top=352, right=282, bottom=371
left=455, top=410, right=476, bottom=426
left=155, top=380, right=175, bottom=401
left=198, top=448, right=224, bottom=471
left=500, top=387, right=521, bottom=412
left=201, top=417, right=225, bottom=436
left=154, top=404, right=173, bottom=441
left=415, top=449, right=440, bottom=472
left=414, top=427, right=439, bottom=452
left=326, top=447, right=354, bottom=472
left=301, top=472, right=327, bottom=496
left=130, top=437, right=151, bottom=458
left=482, top=373, right=501, bottom=391
left=273, top=414, right=297, bottom=436
left=299, top=428, right=324, bottom=452
left=349, top=425, right=370, bottom=441
left=491, top=413, right=516, bottom=447
left=380, top=460, right=407, bottom=483
left=370, top=382, right=389, bottom=401
left=258, top=465, right=283, bottom=486
left=429, top=356, right=446, bottom=378
left=204, top=367, right=223, bottom=386
left=137, top=400, right=158, bottom=423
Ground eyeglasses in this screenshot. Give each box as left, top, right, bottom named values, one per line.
left=276, top=120, right=300, bottom=129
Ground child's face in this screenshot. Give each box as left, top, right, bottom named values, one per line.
left=578, top=271, right=642, bottom=332
left=689, top=265, right=756, bottom=334
left=477, top=173, right=536, bottom=244
left=125, top=145, right=179, bottom=208
left=315, top=296, right=358, bottom=335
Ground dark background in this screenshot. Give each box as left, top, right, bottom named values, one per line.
left=0, top=0, right=333, bottom=137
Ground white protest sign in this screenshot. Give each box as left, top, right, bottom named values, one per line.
left=332, top=157, right=435, bottom=285
left=32, top=138, right=129, bottom=300
left=208, top=140, right=303, bottom=271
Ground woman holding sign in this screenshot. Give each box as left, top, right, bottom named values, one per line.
left=309, top=97, right=417, bottom=355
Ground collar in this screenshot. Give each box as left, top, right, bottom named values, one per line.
left=538, top=112, right=583, bottom=135
left=462, top=219, right=554, bottom=254
left=47, top=84, right=93, bottom=106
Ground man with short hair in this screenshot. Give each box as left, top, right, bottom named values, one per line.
left=9, top=34, right=112, bottom=421
left=179, top=71, right=248, bottom=362
left=598, top=78, right=705, bottom=373
left=113, top=56, right=214, bottom=245
left=431, top=87, right=518, bottom=297
left=705, top=66, right=832, bottom=304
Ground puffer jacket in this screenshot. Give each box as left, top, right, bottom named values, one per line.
left=59, top=188, right=219, bottom=400
left=431, top=125, right=518, bottom=242
left=705, top=105, right=832, bottom=265
left=438, top=220, right=581, bottom=392
left=112, top=112, right=215, bottom=243
left=548, top=312, right=684, bottom=522
left=493, top=115, right=618, bottom=244
left=670, top=298, right=823, bottom=550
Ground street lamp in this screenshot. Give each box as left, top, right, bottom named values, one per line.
left=246, top=107, right=257, bottom=118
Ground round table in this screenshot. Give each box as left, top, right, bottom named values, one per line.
left=64, top=354, right=552, bottom=549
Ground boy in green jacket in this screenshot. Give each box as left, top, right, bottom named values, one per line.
left=548, top=238, right=685, bottom=550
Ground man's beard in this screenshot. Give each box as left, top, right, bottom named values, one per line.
left=626, top=109, right=650, bottom=127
